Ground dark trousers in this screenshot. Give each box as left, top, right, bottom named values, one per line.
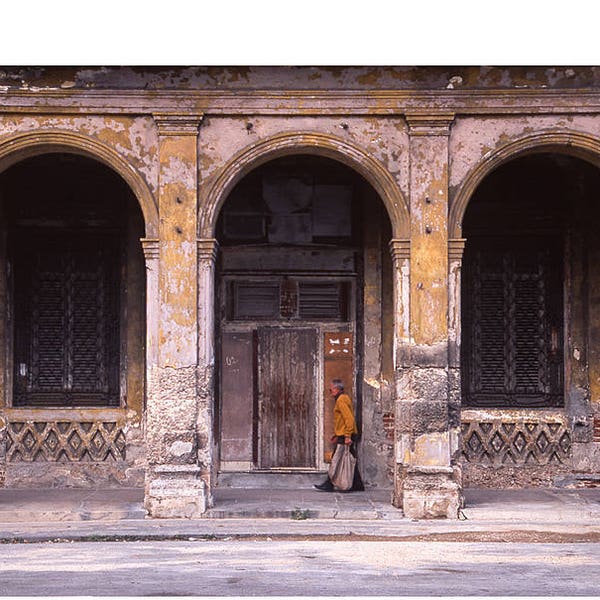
left=325, top=435, right=364, bottom=491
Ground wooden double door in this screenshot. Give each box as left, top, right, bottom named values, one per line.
left=256, top=327, right=317, bottom=468
left=220, top=327, right=318, bottom=470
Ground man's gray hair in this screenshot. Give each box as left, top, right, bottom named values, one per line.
left=331, top=379, right=344, bottom=391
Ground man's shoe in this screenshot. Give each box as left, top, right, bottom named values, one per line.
left=313, top=482, right=334, bottom=492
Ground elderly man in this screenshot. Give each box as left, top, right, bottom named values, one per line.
left=314, top=379, right=364, bottom=492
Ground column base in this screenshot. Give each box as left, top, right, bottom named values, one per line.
left=395, top=466, right=463, bottom=519
left=145, top=464, right=207, bottom=519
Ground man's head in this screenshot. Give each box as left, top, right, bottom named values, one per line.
left=330, top=379, right=344, bottom=396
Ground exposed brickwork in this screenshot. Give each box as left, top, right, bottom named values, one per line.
left=382, top=412, right=395, bottom=441
left=594, top=417, right=600, bottom=442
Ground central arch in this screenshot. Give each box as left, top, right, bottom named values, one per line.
left=199, top=131, right=409, bottom=239
left=211, top=148, right=397, bottom=487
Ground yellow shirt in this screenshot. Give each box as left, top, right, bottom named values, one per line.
left=333, top=393, right=358, bottom=437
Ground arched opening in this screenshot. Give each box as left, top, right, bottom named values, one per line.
left=214, top=154, right=394, bottom=487
left=0, top=153, right=146, bottom=470
left=460, top=152, right=600, bottom=485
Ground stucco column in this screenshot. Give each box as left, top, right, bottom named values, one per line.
left=145, top=113, right=206, bottom=518
left=196, top=238, right=218, bottom=503
left=394, top=113, right=462, bottom=519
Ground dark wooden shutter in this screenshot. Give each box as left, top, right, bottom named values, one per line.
left=462, top=237, right=563, bottom=408
left=13, top=233, right=120, bottom=407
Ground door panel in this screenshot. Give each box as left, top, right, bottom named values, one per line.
left=220, top=332, right=254, bottom=463
left=257, top=328, right=317, bottom=468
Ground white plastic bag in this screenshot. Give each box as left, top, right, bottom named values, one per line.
left=328, top=444, right=356, bottom=491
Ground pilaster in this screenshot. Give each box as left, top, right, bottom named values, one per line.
left=145, top=113, right=207, bottom=518
left=447, top=238, right=467, bottom=472
left=448, top=238, right=466, bottom=368
left=393, top=113, right=462, bottom=519
left=389, top=239, right=411, bottom=353
left=196, top=238, right=219, bottom=497
left=141, top=238, right=160, bottom=372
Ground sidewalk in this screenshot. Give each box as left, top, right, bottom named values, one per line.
left=1, top=486, right=600, bottom=542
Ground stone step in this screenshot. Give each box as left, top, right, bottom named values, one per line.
left=217, top=471, right=327, bottom=489
left=205, top=487, right=403, bottom=520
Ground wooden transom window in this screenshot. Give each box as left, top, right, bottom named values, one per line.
left=227, top=279, right=350, bottom=322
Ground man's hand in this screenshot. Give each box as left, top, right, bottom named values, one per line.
left=344, top=436, right=352, bottom=445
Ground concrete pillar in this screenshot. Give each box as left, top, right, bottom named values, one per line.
left=393, top=113, right=463, bottom=519
left=144, top=113, right=206, bottom=518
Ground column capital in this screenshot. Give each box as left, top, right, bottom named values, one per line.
left=405, top=112, right=455, bottom=136
left=140, top=238, right=160, bottom=260
left=448, top=238, right=467, bottom=261
left=389, top=238, right=410, bottom=261
left=153, top=113, right=204, bottom=136
left=197, top=238, right=219, bottom=262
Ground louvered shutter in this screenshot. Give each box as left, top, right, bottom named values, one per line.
left=298, top=282, right=348, bottom=320
left=463, top=237, right=563, bottom=408
left=13, top=234, right=120, bottom=407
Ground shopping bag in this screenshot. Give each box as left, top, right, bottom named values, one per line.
left=328, top=444, right=356, bottom=491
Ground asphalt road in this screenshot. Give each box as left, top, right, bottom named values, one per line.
left=1, top=539, right=599, bottom=596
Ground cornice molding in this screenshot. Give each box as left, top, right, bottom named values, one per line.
left=405, top=113, right=455, bottom=136
left=448, top=238, right=467, bottom=261
left=197, top=238, right=219, bottom=262
left=389, top=239, right=411, bottom=262
left=3, top=89, right=600, bottom=116
left=141, top=238, right=160, bottom=260
left=153, top=113, right=203, bottom=136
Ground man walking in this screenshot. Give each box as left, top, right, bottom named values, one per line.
left=314, top=379, right=364, bottom=492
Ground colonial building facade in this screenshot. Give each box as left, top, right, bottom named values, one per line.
left=0, top=66, right=599, bottom=519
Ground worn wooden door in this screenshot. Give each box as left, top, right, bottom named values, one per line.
left=462, top=236, right=564, bottom=408
left=257, top=327, right=317, bottom=468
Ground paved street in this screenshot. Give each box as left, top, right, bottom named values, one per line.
left=1, top=539, right=599, bottom=596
